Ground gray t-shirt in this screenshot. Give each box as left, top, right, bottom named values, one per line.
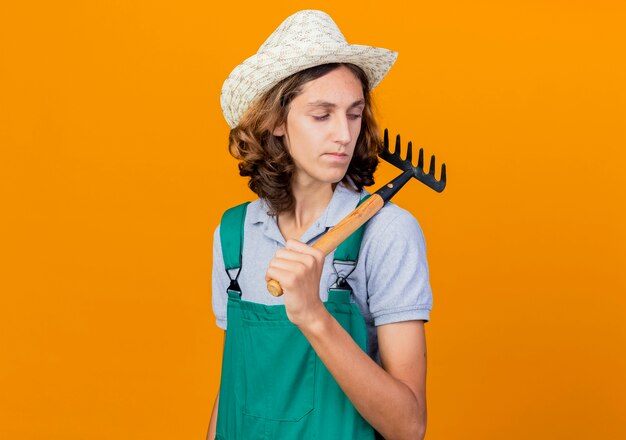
left=211, top=181, right=433, bottom=364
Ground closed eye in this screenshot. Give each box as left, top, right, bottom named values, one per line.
left=312, top=114, right=330, bottom=121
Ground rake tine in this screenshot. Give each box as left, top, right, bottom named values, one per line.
left=383, top=128, right=389, bottom=151
left=406, top=141, right=413, bottom=164
left=394, top=134, right=402, bottom=158
left=441, top=163, right=447, bottom=183
left=417, top=148, right=424, bottom=170
left=428, top=154, right=436, bottom=176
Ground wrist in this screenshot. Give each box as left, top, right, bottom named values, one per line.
left=294, top=301, right=331, bottom=335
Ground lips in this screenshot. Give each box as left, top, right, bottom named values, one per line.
left=322, top=153, right=350, bottom=163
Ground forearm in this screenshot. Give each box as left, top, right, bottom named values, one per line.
left=298, top=308, right=426, bottom=440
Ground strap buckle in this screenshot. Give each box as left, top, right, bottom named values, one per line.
left=225, top=267, right=242, bottom=293
left=332, top=259, right=356, bottom=291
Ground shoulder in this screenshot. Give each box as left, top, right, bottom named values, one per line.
left=360, top=191, right=425, bottom=242
left=357, top=191, right=428, bottom=263
left=213, top=198, right=266, bottom=236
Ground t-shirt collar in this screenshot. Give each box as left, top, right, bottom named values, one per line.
left=247, top=179, right=365, bottom=245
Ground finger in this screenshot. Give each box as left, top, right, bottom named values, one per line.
left=274, top=248, right=316, bottom=266
left=265, top=265, right=298, bottom=288
left=284, top=239, right=308, bottom=252
left=275, top=251, right=318, bottom=274
left=267, top=256, right=305, bottom=273
left=285, top=239, right=326, bottom=261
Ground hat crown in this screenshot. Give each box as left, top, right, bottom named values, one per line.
left=258, top=10, right=347, bottom=53
left=221, top=9, right=398, bottom=128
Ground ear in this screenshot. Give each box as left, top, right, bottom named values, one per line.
left=273, top=123, right=286, bottom=137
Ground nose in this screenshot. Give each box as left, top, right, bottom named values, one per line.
left=333, top=115, right=352, bottom=146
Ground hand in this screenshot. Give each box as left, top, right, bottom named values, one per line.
left=265, top=239, right=328, bottom=328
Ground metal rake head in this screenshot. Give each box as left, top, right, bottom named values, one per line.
left=380, top=128, right=447, bottom=193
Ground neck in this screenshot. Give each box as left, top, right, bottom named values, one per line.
left=276, top=175, right=339, bottom=240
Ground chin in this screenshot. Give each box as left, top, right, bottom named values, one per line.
left=324, top=173, right=347, bottom=185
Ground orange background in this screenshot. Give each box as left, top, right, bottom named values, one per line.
left=1, top=1, right=625, bottom=439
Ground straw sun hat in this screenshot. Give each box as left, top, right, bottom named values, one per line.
left=220, top=9, right=398, bottom=128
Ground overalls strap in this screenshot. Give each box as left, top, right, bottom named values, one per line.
left=330, top=194, right=371, bottom=302
left=219, top=201, right=250, bottom=295
left=333, top=194, right=371, bottom=263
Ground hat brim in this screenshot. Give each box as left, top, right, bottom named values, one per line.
left=221, top=43, right=398, bottom=128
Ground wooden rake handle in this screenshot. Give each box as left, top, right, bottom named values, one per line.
left=266, top=129, right=447, bottom=297
left=266, top=194, right=385, bottom=297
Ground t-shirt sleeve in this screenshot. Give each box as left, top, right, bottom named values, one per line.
left=211, top=223, right=229, bottom=330
left=364, top=209, right=433, bottom=325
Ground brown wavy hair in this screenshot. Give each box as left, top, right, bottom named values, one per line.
left=228, top=63, right=382, bottom=215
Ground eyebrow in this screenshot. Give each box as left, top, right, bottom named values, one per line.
left=306, top=99, right=365, bottom=109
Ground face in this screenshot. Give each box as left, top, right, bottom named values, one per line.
left=273, top=66, right=365, bottom=188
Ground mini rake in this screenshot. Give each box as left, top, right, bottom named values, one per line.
left=267, top=128, right=447, bottom=296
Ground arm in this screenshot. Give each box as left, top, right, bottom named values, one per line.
left=377, top=321, right=427, bottom=438
left=206, top=330, right=225, bottom=440
left=206, top=390, right=219, bottom=440
left=208, top=225, right=228, bottom=440
left=298, top=306, right=427, bottom=440
left=266, top=240, right=428, bottom=440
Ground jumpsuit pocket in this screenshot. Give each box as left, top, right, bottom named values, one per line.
left=240, top=318, right=316, bottom=422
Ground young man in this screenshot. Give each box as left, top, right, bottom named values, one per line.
left=208, top=10, right=432, bottom=440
